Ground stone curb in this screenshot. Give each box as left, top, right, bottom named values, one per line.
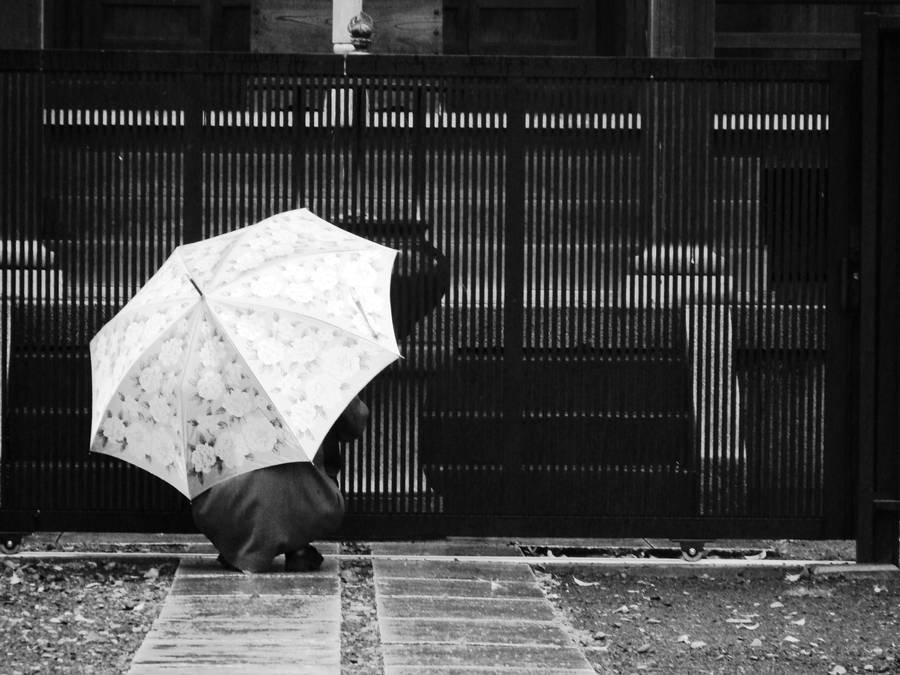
left=4, top=550, right=896, bottom=577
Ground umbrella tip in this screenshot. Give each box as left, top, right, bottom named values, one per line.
left=189, top=277, right=204, bottom=297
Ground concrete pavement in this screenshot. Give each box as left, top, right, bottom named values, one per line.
left=127, top=540, right=596, bottom=673
left=128, top=545, right=342, bottom=674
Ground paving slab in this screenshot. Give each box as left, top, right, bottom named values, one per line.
left=128, top=554, right=341, bottom=674
left=374, top=557, right=593, bottom=674
left=383, top=644, right=594, bottom=670
left=375, top=558, right=535, bottom=582
left=377, top=577, right=545, bottom=598
left=380, top=618, right=572, bottom=647
left=387, top=668, right=580, bottom=674
left=379, top=595, right=556, bottom=622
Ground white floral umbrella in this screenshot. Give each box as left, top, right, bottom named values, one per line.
left=89, top=208, right=400, bottom=499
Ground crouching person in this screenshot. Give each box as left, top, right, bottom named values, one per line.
left=192, top=396, right=369, bottom=573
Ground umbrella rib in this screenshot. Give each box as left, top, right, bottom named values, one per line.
left=201, top=299, right=315, bottom=462
left=207, top=296, right=400, bottom=356
left=202, top=229, right=255, bottom=292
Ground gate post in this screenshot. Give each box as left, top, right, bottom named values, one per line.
left=858, top=14, right=900, bottom=565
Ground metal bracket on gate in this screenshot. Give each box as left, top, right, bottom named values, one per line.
left=840, top=255, right=861, bottom=311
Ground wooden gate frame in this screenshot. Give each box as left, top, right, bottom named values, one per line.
left=859, top=13, right=900, bottom=565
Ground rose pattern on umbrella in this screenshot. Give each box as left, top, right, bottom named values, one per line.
left=90, top=301, right=195, bottom=442
left=180, top=309, right=306, bottom=494
left=90, top=208, right=402, bottom=499
left=205, top=211, right=364, bottom=284
left=207, top=300, right=396, bottom=450
left=90, top=309, right=194, bottom=496
left=178, top=228, right=244, bottom=288
left=213, top=249, right=393, bottom=343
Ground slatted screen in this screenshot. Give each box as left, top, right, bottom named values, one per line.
left=0, top=53, right=855, bottom=538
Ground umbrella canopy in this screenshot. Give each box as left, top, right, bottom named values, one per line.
left=89, top=208, right=401, bottom=499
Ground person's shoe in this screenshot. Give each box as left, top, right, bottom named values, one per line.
left=284, top=545, right=324, bottom=572
left=216, top=554, right=242, bottom=572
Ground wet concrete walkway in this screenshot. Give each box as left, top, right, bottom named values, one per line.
left=127, top=540, right=594, bottom=673
left=128, top=544, right=341, bottom=674
left=372, top=542, right=593, bottom=674
left=120, top=537, right=871, bottom=672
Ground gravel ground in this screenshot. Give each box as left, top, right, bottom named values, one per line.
left=0, top=536, right=894, bottom=674
left=537, top=565, right=900, bottom=674
left=0, top=558, right=176, bottom=674
left=340, top=547, right=384, bottom=673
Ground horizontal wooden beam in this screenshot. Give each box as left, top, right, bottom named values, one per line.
left=716, top=31, right=860, bottom=50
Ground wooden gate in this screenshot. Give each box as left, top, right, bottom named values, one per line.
left=858, top=14, right=900, bottom=564
left=0, top=52, right=861, bottom=545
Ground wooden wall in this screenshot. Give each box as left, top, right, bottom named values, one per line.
left=251, top=0, right=441, bottom=54
left=38, top=0, right=900, bottom=57
left=716, top=1, right=900, bottom=59
left=650, top=0, right=714, bottom=56
left=44, top=0, right=250, bottom=51
left=0, top=0, right=43, bottom=49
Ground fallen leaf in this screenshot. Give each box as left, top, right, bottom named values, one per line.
left=873, top=585, right=887, bottom=594
left=750, top=638, right=763, bottom=648
left=791, top=617, right=806, bottom=626
left=770, top=601, right=784, bottom=608
left=613, top=605, right=629, bottom=613
left=726, top=617, right=755, bottom=624
left=785, top=572, right=803, bottom=583
left=676, top=634, right=690, bottom=644
left=784, top=636, right=800, bottom=643
left=9, top=573, right=21, bottom=586
left=829, top=666, right=847, bottom=675
left=690, top=640, right=707, bottom=649
left=143, top=568, right=159, bottom=581
left=785, top=586, right=832, bottom=598
left=636, top=643, right=652, bottom=654
left=573, top=577, right=601, bottom=587
left=737, top=623, right=760, bottom=631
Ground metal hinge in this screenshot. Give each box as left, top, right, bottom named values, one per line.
left=840, top=256, right=860, bottom=311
